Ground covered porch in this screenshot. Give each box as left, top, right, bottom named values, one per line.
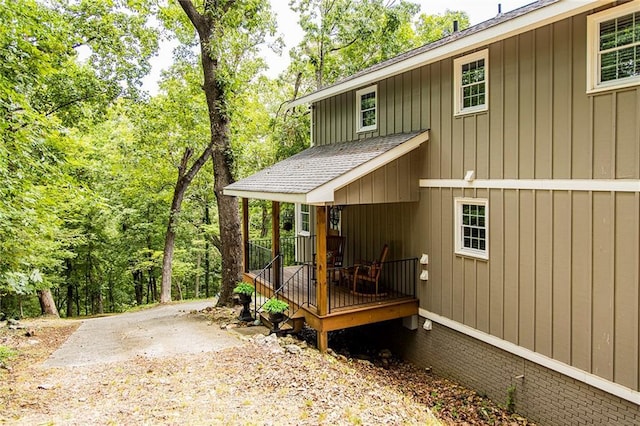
left=224, top=131, right=429, bottom=351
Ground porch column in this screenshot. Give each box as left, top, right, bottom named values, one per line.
left=242, top=198, right=249, bottom=273
left=316, top=206, right=328, bottom=316
left=272, top=201, right=281, bottom=289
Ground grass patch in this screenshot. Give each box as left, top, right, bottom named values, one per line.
left=0, top=345, right=18, bottom=364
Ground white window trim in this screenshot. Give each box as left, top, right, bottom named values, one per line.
left=587, top=2, right=640, bottom=93
left=454, top=197, right=489, bottom=260
left=355, top=85, right=377, bottom=133
left=453, top=49, right=489, bottom=116
left=298, top=203, right=310, bottom=236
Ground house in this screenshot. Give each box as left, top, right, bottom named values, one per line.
left=224, top=0, right=640, bottom=423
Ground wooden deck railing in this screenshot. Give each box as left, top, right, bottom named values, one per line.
left=248, top=237, right=418, bottom=316
left=326, top=258, right=418, bottom=312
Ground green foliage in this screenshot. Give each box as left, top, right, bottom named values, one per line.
left=289, top=0, right=420, bottom=89
left=233, top=283, right=255, bottom=296
left=0, top=345, right=18, bottom=365
left=262, top=298, right=289, bottom=314
left=506, top=384, right=516, bottom=413
left=414, top=10, right=471, bottom=46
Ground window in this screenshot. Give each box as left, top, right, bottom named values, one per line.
left=454, top=198, right=488, bottom=259
left=454, top=50, right=489, bottom=115
left=355, top=86, right=377, bottom=132
left=299, top=204, right=310, bottom=235
left=587, top=2, right=640, bottom=92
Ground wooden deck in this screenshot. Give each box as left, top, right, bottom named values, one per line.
left=243, top=264, right=418, bottom=351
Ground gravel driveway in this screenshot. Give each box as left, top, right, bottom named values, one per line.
left=43, top=299, right=242, bottom=367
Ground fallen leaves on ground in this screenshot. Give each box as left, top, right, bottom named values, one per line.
left=0, top=310, right=533, bottom=425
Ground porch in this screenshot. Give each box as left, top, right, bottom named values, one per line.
left=243, top=236, right=419, bottom=351
left=224, top=131, right=429, bottom=351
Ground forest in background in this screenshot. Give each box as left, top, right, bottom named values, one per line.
left=0, top=0, right=467, bottom=318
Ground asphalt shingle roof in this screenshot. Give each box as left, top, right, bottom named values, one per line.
left=225, top=131, right=424, bottom=196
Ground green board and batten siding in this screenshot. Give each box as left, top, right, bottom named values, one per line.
left=314, top=13, right=640, bottom=392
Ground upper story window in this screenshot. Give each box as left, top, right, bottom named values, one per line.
left=454, top=198, right=489, bottom=260
left=355, top=85, right=377, bottom=132
left=587, top=2, right=640, bottom=92
left=454, top=49, right=489, bottom=116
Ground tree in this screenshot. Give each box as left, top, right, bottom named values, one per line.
left=289, top=0, right=420, bottom=90
left=414, top=10, right=470, bottom=46
left=0, top=0, right=158, bottom=316
left=157, top=0, right=277, bottom=305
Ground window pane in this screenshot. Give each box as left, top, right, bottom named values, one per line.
left=601, top=18, right=617, bottom=49
left=618, top=46, right=636, bottom=78
left=362, top=110, right=375, bottom=126
left=361, top=93, right=375, bottom=110
left=617, top=14, right=635, bottom=47
left=598, top=12, right=640, bottom=84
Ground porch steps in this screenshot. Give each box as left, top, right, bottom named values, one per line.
left=258, top=312, right=305, bottom=334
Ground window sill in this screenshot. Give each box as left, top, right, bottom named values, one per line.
left=454, top=106, right=488, bottom=117
left=454, top=250, right=489, bottom=261
left=587, top=79, right=640, bottom=95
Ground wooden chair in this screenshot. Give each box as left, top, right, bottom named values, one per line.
left=349, top=244, right=388, bottom=295
left=326, top=235, right=345, bottom=268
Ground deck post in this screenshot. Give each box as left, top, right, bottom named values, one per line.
left=272, top=201, right=281, bottom=289
left=318, top=330, right=328, bottom=353
left=316, top=206, right=328, bottom=316
left=242, top=197, right=249, bottom=273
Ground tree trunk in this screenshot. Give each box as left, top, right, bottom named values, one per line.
left=133, top=270, right=143, bottom=305
left=38, top=288, right=60, bottom=317
left=65, top=259, right=73, bottom=317
left=160, top=152, right=190, bottom=303
left=204, top=204, right=211, bottom=298
left=195, top=250, right=201, bottom=298
left=66, top=284, right=74, bottom=317
left=177, top=0, right=243, bottom=307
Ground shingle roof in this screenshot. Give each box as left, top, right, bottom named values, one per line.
left=224, top=130, right=428, bottom=203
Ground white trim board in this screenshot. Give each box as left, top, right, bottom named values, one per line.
left=419, top=309, right=640, bottom=405
left=419, top=179, right=640, bottom=192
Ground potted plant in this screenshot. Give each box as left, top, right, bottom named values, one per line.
left=233, top=282, right=255, bottom=322
left=262, top=298, right=289, bottom=330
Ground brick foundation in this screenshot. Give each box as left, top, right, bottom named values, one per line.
left=378, top=318, right=640, bottom=425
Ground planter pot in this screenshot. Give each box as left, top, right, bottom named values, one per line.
left=238, top=293, right=252, bottom=304
left=237, top=294, right=254, bottom=322
left=268, top=312, right=286, bottom=331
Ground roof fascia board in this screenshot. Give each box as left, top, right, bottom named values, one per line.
left=288, top=0, right=607, bottom=108
left=222, top=188, right=308, bottom=204
left=306, top=130, right=429, bottom=203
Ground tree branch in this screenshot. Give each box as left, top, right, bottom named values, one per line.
left=177, top=0, right=206, bottom=35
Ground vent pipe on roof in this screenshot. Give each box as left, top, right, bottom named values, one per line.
left=498, top=3, right=502, bottom=15
left=453, top=20, right=459, bottom=32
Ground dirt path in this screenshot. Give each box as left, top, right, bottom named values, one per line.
left=1, top=301, right=532, bottom=425
left=43, top=300, right=241, bottom=367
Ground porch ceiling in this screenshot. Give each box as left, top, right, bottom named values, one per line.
left=224, top=130, right=429, bottom=204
